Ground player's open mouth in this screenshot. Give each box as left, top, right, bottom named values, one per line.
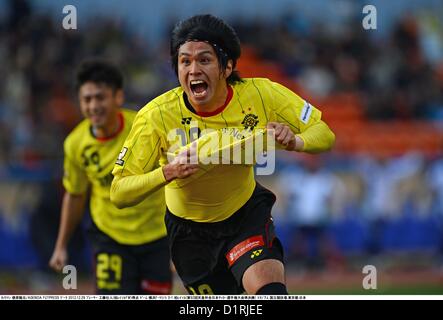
left=190, top=80, right=208, bottom=98
left=90, top=110, right=105, bottom=122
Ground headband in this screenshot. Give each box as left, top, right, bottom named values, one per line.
left=181, top=39, right=229, bottom=59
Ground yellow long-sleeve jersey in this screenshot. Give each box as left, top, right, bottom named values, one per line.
left=64, top=109, right=166, bottom=244
left=111, top=78, right=335, bottom=222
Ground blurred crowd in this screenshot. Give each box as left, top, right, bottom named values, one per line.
left=0, top=0, right=442, bottom=270
left=234, top=9, right=443, bottom=120
left=0, top=0, right=177, bottom=174
left=1, top=1, right=443, bottom=170
left=264, top=151, right=443, bottom=269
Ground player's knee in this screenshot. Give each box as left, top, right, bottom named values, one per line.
left=242, top=259, right=285, bottom=294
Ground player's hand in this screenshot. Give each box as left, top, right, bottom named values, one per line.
left=266, top=122, right=296, bottom=150
left=49, top=247, right=68, bottom=272
left=163, top=142, right=199, bottom=182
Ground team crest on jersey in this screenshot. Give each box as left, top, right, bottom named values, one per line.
left=241, top=113, right=259, bottom=131
left=181, top=117, right=192, bottom=125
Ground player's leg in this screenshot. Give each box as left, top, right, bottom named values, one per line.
left=242, top=259, right=286, bottom=294
left=183, top=261, right=241, bottom=295
left=136, top=236, right=172, bottom=294
left=93, top=244, right=139, bottom=294
left=89, top=227, right=139, bottom=294
left=228, top=232, right=288, bottom=295
left=168, top=232, right=240, bottom=294
left=227, top=183, right=288, bottom=295
left=165, top=209, right=241, bottom=295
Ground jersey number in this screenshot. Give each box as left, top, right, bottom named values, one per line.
left=81, top=146, right=102, bottom=172
left=187, top=283, right=214, bottom=295
left=96, top=253, right=122, bottom=290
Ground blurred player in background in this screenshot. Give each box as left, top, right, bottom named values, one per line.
left=111, top=15, right=335, bottom=295
left=49, top=60, right=172, bottom=294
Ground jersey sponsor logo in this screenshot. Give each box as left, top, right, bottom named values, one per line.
left=167, top=126, right=268, bottom=164
left=241, top=113, right=259, bottom=131
left=300, top=101, right=313, bottom=124
left=226, top=235, right=265, bottom=267
left=165, top=122, right=276, bottom=175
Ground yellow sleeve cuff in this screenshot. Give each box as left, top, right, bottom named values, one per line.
left=150, top=166, right=167, bottom=186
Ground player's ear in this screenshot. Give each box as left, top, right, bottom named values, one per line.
left=115, top=89, right=124, bottom=106
left=224, top=60, right=233, bottom=79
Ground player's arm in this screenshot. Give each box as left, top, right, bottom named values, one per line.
left=293, top=120, right=335, bottom=152
left=111, top=167, right=166, bottom=209
left=267, top=120, right=334, bottom=153
left=267, top=81, right=335, bottom=153
left=110, top=112, right=198, bottom=209
left=49, top=192, right=87, bottom=272
left=49, top=142, right=89, bottom=272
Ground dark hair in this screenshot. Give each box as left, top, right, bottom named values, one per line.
left=75, top=59, right=123, bottom=92
left=170, top=14, right=242, bottom=84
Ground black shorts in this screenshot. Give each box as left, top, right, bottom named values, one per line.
left=88, top=223, right=172, bottom=294
left=165, top=183, right=284, bottom=295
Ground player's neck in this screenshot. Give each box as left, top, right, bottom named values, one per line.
left=92, top=113, right=122, bottom=139
left=190, top=85, right=233, bottom=116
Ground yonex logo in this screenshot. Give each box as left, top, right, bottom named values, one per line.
left=181, top=117, right=192, bottom=125
left=250, top=249, right=263, bottom=258
left=226, top=236, right=265, bottom=266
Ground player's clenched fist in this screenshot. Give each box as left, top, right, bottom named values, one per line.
left=267, top=122, right=302, bottom=151
left=163, top=142, right=199, bottom=181
left=49, top=247, right=68, bottom=272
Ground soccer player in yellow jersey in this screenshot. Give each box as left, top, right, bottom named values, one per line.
left=49, top=60, right=172, bottom=294
left=111, top=15, right=335, bottom=295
